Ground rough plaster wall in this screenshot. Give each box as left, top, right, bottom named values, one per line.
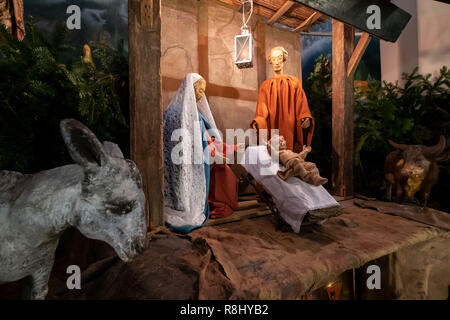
left=207, top=3, right=259, bottom=91
left=161, top=0, right=302, bottom=133
left=161, top=0, right=199, bottom=109
left=206, top=1, right=261, bottom=133
left=208, top=96, right=256, bottom=134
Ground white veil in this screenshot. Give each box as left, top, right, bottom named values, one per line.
left=163, top=73, right=220, bottom=230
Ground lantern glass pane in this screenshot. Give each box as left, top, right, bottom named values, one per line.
left=235, top=34, right=251, bottom=63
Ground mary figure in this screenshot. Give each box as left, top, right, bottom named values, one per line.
left=163, top=73, right=221, bottom=233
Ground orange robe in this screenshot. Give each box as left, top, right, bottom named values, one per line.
left=251, top=75, right=314, bottom=152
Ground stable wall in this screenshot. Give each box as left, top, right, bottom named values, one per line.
left=161, top=0, right=302, bottom=134
left=381, top=0, right=450, bottom=83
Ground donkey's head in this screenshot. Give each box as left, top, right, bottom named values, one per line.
left=60, top=119, right=147, bottom=262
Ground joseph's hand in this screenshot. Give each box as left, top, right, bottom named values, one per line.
left=301, top=118, right=311, bottom=129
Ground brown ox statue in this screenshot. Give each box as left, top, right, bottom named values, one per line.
left=385, top=136, right=450, bottom=207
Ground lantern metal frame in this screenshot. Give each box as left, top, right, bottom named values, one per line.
left=234, top=0, right=254, bottom=69
left=234, top=27, right=253, bottom=69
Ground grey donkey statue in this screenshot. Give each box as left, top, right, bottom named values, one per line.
left=0, top=119, right=148, bottom=299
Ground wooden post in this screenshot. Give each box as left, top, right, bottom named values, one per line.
left=332, top=19, right=354, bottom=198
left=198, top=0, right=209, bottom=82
left=298, top=33, right=303, bottom=83
left=129, top=0, right=164, bottom=229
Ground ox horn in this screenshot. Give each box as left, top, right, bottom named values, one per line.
left=422, top=136, right=446, bottom=158
left=388, top=140, right=408, bottom=151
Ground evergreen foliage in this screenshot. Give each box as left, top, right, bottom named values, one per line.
left=0, top=22, right=129, bottom=174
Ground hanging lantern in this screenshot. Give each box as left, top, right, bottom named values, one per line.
left=234, top=1, right=254, bottom=69
left=235, top=27, right=253, bottom=69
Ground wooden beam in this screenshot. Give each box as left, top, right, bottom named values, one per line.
left=298, top=32, right=303, bottom=81
left=198, top=0, right=209, bottom=82
left=255, top=20, right=267, bottom=86
left=347, top=32, right=371, bottom=78
left=267, top=0, right=295, bottom=25
left=162, top=76, right=259, bottom=101
left=293, top=11, right=322, bottom=32
left=332, top=19, right=355, bottom=197
left=129, top=0, right=164, bottom=229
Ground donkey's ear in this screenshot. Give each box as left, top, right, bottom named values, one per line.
left=60, top=119, right=108, bottom=167
left=103, top=141, right=124, bottom=159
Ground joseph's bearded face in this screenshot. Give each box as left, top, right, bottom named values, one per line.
left=270, top=49, right=285, bottom=73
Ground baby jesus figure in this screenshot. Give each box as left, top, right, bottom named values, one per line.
left=268, top=134, right=328, bottom=186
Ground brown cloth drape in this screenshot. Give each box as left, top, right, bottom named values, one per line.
left=251, top=75, right=314, bottom=152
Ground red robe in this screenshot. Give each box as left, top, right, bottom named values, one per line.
left=251, top=75, right=314, bottom=152
left=206, top=136, right=238, bottom=219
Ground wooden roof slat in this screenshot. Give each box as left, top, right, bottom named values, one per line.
left=255, top=0, right=326, bottom=22
left=288, top=4, right=324, bottom=20
left=213, top=0, right=324, bottom=30
left=253, top=4, right=304, bottom=29
left=267, top=0, right=295, bottom=25
left=293, top=11, right=322, bottom=32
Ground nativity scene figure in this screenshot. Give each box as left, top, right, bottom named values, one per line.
left=163, top=73, right=238, bottom=233
left=251, top=46, right=314, bottom=152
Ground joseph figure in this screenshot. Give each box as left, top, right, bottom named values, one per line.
left=251, top=46, right=314, bottom=152
left=0, top=0, right=25, bottom=41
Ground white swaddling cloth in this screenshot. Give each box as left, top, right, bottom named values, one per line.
left=240, top=146, right=339, bottom=233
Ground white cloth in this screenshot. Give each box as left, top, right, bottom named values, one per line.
left=163, top=73, right=220, bottom=229
left=240, top=146, right=339, bottom=233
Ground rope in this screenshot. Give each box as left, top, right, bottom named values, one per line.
left=241, top=0, right=254, bottom=31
